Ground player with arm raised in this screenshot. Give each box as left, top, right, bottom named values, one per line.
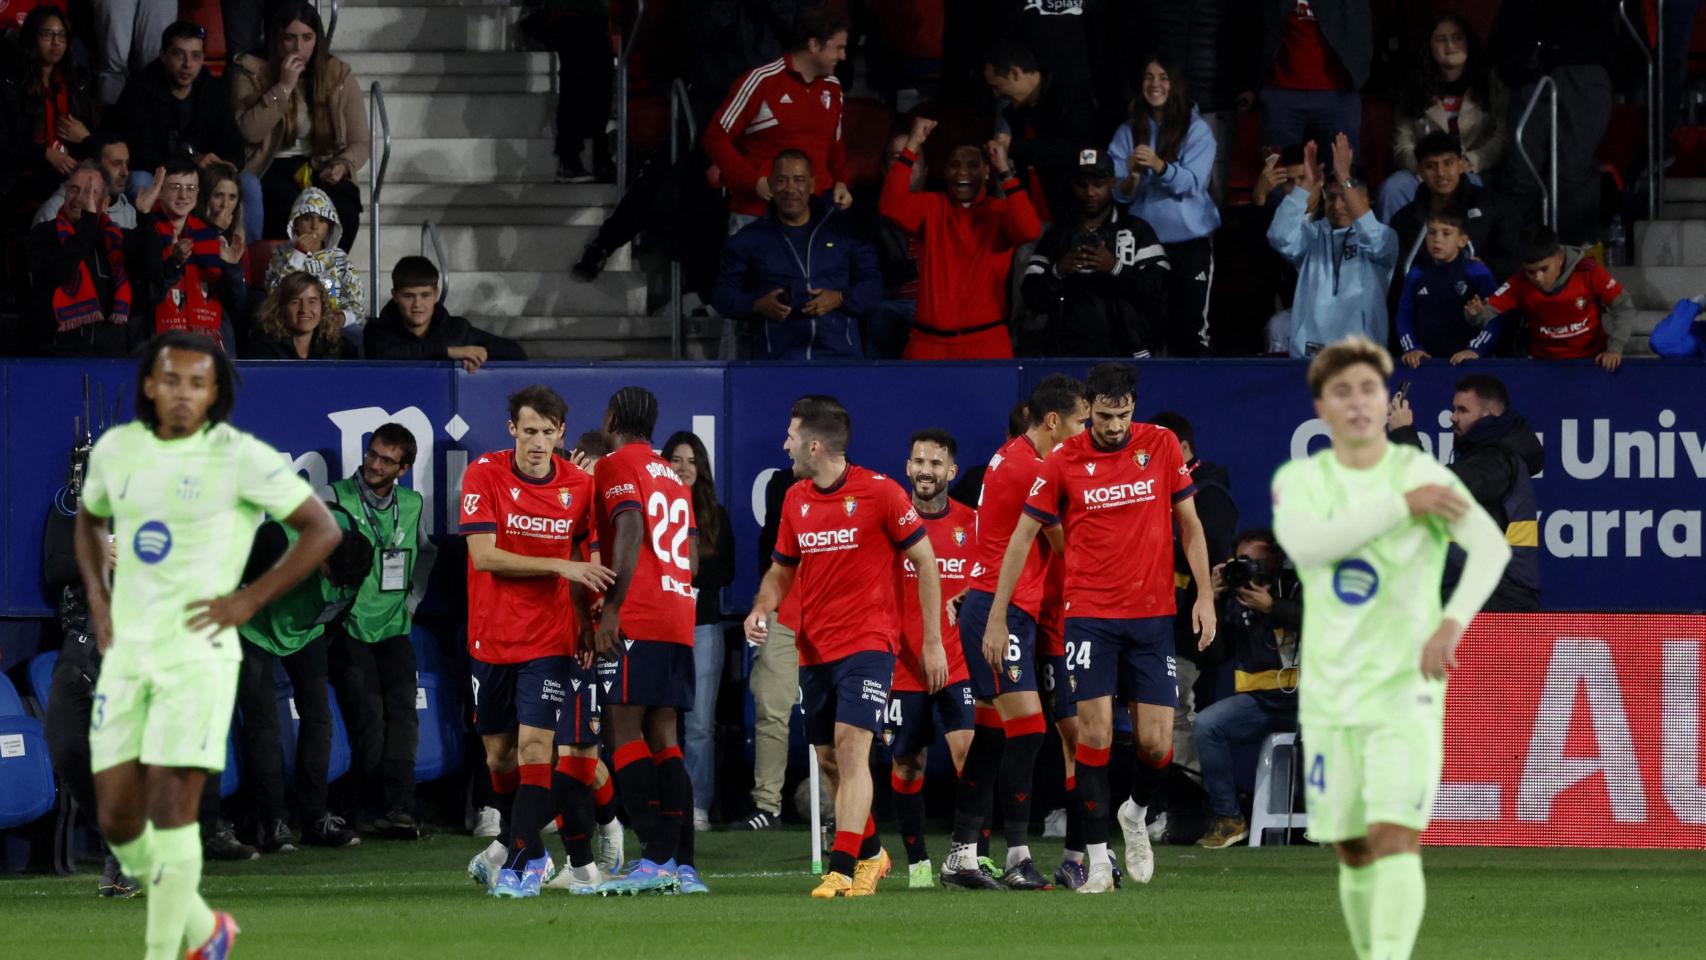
left=743, top=396, right=946, bottom=898
left=947, top=374, right=1088, bottom=890
left=76, top=332, right=340, bottom=960
left=886, top=429, right=978, bottom=889
left=991, top=362, right=1216, bottom=894
left=1273, top=336, right=1509, bottom=960
left=460, top=386, right=614, bottom=899
left=590, top=387, right=706, bottom=896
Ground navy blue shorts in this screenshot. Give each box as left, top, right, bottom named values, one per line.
left=1040, top=654, right=1076, bottom=720
left=596, top=639, right=694, bottom=711
left=555, top=658, right=603, bottom=746
left=883, top=681, right=975, bottom=759
left=956, top=589, right=1040, bottom=700
left=798, top=651, right=894, bottom=746
left=1063, top=616, right=1177, bottom=708
left=470, top=655, right=570, bottom=735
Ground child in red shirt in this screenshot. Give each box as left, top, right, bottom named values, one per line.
left=1468, top=224, right=1632, bottom=371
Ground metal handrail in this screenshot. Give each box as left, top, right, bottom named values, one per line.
left=368, top=81, right=391, bottom=318
left=317, top=0, right=340, bottom=46
left=421, top=221, right=450, bottom=303
left=668, top=77, right=697, bottom=360
left=615, top=0, right=645, bottom=190
left=1618, top=0, right=1659, bottom=221
left=1515, top=77, right=1559, bottom=230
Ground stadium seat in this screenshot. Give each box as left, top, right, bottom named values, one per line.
left=178, top=0, right=229, bottom=76
left=841, top=97, right=895, bottom=192
left=1359, top=96, right=1395, bottom=191
left=409, top=625, right=446, bottom=680
left=272, top=672, right=353, bottom=784
left=0, top=670, right=26, bottom=717
left=0, top=714, right=56, bottom=829
left=627, top=92, right=672, bottom=157
left=1248, top=731, right=1309, bottom=846
left=1223, top=109, right=1265, bottom=207
left=246, top=239, right=285, bottom=288
left=413, top=671, right=463, bottom=783
left=1598, top=103, right=1647, bottom=193
left=27, top=651, right=57, bottom=710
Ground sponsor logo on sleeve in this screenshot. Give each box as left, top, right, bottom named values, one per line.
left=605, top=482, right=638, bottom=499
left=462, top=494, right=481, bottom=516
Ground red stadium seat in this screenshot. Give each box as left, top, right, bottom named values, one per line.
left=1598, top=102, right=1648, bottom=193
left=626, top=92, right=671, bottom=157
left=840, top=97, right=894, bottom=192
left=1222, top=109, right=1266, bottom=207
left=1358, top=96, right=1395, bottom=191
left=178, top=0, right=228, bottom=77
left=246, top=239, right=285, bottom=289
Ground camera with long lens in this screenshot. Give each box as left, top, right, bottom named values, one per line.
left=1222, top=557, right=1270, bottom=591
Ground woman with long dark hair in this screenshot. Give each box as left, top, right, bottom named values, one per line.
left=1106, top=57, right=1220, bottom=356
left=1377, top=14, right=1505, bottom=221
left=231, top=1, right=369, bottom=249
left=664, top=430, right=735, bottom=830
left=1, top=5, right=97, bottom=215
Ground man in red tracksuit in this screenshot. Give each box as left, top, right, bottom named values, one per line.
left=1467, top=223, right=1634, bottom=372
left=878, top=116, right=1043, bottom=360
left=703, top=8, right=852, bottom=228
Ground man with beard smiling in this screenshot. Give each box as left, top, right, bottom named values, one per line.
left=884, top=428, right=978, bottom=889
left=878, top=116, right=1041, bottom=359
left=714, top=149, right=879, bottom=359
left=1021, top=149, right=1169, bottom=357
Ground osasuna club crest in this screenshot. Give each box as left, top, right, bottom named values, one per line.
left=1134, top=449, right=1151, bottom=469
left=843, top=496, right=858, bottom=517
left=883, top=729, right=895, bottom=746
left=953, top=527, right=968, bottom=546
left=558, top=488, right=573, bottom=508
left=1007, top=665, right=1022, bottom=682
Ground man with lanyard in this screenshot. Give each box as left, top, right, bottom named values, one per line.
left=328, top=423, right=435, bottom=839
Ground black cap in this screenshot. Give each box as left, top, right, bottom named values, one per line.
left=1074, top=148, right=1115, bottom=180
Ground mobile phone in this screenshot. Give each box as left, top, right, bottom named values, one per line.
left=1396, top=380, right=1412, bottom=402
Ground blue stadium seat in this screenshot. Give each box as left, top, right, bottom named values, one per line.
left=28, top=651, right=58, bottom=710
left=273, top=675, right=353, bottom=784
left=413, top=672, right=463, bottom=783
left=410, top=625, right=446, bottom=676
left=0, top=670, right=26, bottom=718
left=220, top=731, right=241, bottom=798
left=0, top=715, right=56, bottom=828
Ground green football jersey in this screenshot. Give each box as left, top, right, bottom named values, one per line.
left=1270, top=443, right=1469, bottom=729
left=81, top=420, right=314, bottom=674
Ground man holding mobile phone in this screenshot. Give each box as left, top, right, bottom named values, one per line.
left=1020, top=149, right=1170, bottom=357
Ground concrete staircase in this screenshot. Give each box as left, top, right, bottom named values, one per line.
left=338, top=0, right=705, bottom=359
left=1624, top=178, right=1706, bottom=355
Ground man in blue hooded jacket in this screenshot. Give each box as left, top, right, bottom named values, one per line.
left=714, top=149, right=881, bottom=359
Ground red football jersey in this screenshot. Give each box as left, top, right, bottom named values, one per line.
left=1022, top=425, right=1196, bottom=620
left=460, top=450, right=595, bottom=664
left=1487, top=258, right=1624, bottom=360
left=893, top=499, right=975, bottom=692
left=772, top=464, right=925, bottom=666
left=968, top=434, right=1051, bottom=618
left=593, top=441, right=698, bottom=646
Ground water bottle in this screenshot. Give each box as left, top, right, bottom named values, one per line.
left=1606, top=215, right=1627, bottom=267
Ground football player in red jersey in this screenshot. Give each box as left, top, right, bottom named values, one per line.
left=946, top=374, right=1087, bottom=891
left=990, top=363, right=1216, bottom=893
left=460, top=386, right=614, bottom=898
left=589, top=387, right=706, bottom=895
left=744, top=396, right=947, bottom=898
left=885, top=429, right=978, bottom=889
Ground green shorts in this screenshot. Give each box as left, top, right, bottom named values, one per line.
left=1301, top=719, right=1443, bottom=843
left=89, top=659, right=239, bottom=774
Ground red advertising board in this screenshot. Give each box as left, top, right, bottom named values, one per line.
left=1425, top=614, right=1706, bottom=849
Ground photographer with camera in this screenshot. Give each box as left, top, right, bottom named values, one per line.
left=1021, top=148, right=1169, bottom=357
left=1194, top=528, right=1302, bottom=849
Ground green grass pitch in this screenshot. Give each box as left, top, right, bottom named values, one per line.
left=2, top=830, right=1700, bottom=959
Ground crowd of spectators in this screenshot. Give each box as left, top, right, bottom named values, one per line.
left=592, top=0, right=1681, bottom=368
left=1, top=0, right=1698, bottom=369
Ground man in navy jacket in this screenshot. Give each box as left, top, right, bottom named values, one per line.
left=714, top=149, right=880, bottom=359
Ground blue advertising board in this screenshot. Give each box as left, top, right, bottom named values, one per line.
left=2, top=359, right=1701, bottom=617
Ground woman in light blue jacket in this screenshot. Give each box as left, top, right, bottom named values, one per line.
left=1107, top=58, right=1221, bottom=356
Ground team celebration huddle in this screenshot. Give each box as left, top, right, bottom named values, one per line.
left=80, top=331, right=1508, bottom=959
